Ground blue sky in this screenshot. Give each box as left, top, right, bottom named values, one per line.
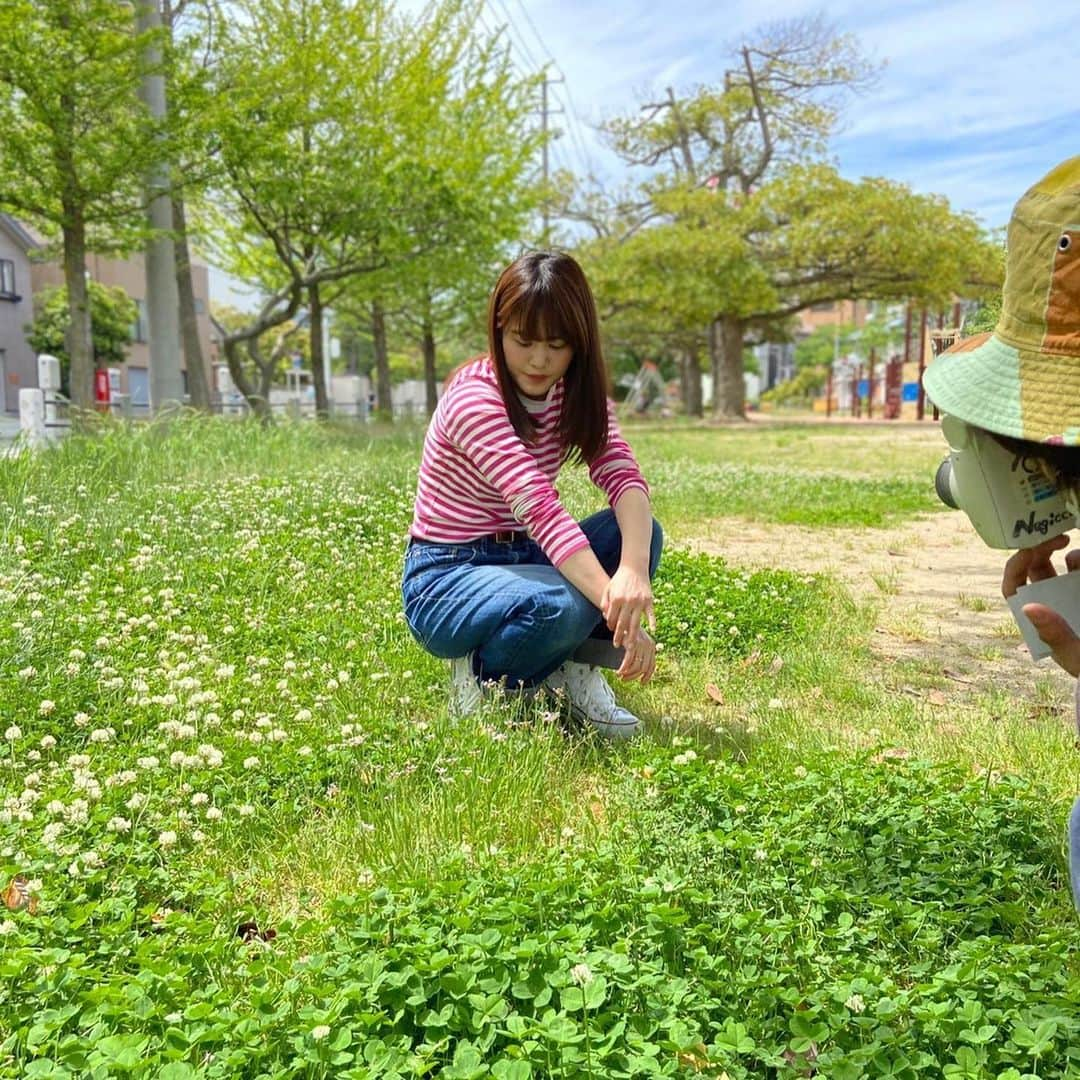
left=496, top=0, right=1079, bottom=227
left=210, top=0, right=1080, bottom=308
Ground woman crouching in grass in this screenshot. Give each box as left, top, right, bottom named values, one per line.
left=401, top=250, right=662, bottom=739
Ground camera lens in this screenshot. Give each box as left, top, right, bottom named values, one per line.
left=934, top=458, right=959, bottom=509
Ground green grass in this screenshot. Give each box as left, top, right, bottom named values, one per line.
left=0, top=417, right=1077, bottom=1079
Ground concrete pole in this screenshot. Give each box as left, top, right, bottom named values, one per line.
left=136, top=1, right=184, bottom=413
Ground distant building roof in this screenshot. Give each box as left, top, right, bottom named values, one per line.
left=0, top=213, right=41, bottom=252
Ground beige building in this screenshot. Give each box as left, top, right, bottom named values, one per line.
left=30, top=249, right=215, bottom=411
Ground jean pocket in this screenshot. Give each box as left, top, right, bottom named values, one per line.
left=408, top=543, right=476, bottom=570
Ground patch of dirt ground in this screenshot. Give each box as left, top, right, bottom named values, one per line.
left=687, top=512, right=1075, bottom=703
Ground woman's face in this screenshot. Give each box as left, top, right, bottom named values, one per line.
left=501, top=322, right=573, bottom=400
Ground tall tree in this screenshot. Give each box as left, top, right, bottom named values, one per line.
left=202, top=0, right=537, bottom=420
left=594, top=17, right=1002, bottom=417
left=588, top=166, right=1001, bottom=417
left=0, top=0, right=171, bottom=410
left=162, top=0, right=215, bottom=411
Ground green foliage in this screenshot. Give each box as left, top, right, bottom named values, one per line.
left=0, top=421, right=1076, bottom=1078
left=761, top=365, right=829, bottom=405
left=25, top=282, right=137, bottom=387
left=654, top=550, right=825, bottom=656
left=964, top=295, right=1003, bottom=336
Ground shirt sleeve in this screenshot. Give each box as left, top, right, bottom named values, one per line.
left=588, top=398, right=650, bottom=508
left=442, top=381, right=591, bottom=566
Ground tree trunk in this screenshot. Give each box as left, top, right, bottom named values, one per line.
left=372, top=300, right=391, bottom=415
left=682, top=345, right=703, bottom=417
left=710, top=315, right=746, bottom=420
left=422, top=316, right=438, bottom=416
left=172, top=194, right=211, bottom=411
left=308, top=281, right=329, bottom=418
left=224, top=338, right=270, bottom=421
left=62, top=208, right=94, bottom=412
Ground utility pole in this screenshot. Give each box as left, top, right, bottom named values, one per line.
left=135, top=0, right=184, bottom=414
left=539, top=70, right=563, bottom=246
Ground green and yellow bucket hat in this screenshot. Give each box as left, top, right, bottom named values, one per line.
left=924, top=156, right=1080, bottom=446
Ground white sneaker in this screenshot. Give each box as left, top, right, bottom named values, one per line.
left=544, top=660, right=640, bottom=740
left=449, top=653, right=482, bottom=717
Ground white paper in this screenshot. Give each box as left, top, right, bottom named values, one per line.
left=1007, top=571, right=1080, bottom=661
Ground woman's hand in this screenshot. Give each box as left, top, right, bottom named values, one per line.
left=1002, top=535, right=1080, bottom=677
left=601, top=565, right=656, bottom=649
left=616, top=628, right=656, bottom=684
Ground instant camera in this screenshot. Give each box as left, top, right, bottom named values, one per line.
left=935, top=414, right=1080, bottom=660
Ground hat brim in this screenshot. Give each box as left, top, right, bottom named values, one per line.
left=923, top=331, right=1080, bottom=445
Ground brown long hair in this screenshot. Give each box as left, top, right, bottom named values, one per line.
left=487, top=251, right=610, bottom=463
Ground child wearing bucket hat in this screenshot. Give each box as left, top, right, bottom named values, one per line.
left=924, top=155, right=1080, bottom=909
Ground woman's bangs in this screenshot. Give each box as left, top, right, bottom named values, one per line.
left=500, top=287, right=573, bottom=344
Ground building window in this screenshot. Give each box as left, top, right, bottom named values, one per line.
left=0, top=259, right=15, bottom=299
left=131, top=298, right=149, bottom=343
left=194, top=298, right=205, bottom=315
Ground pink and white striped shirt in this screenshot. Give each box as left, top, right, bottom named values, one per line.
left=409, top=357, right=649, bottom=567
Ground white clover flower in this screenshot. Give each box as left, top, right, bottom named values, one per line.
left=169, top=751, right=186, bottom=768
left=89, top=728, right=113, bottom=744
left=295, top=708, right=312, bottom=723
left=845, top=994, right=866, bottom=1014
left=237, top=804, right=255, bottom=817
left=74, top=712, right=90, bottom=728
left=107, top=817, right=132, bottom=833
left=46, top=800, right=64, bottom=817
left=310, top=1025, right=330, bottom=1041
left=18, top=666, right=36, bottom=680
left=753, top=848, right=768, bottom=862
left=297, top=746, right=313, bottom=758
left=42, top=822, right=64, bottom=848
left=205, top=807, right=222, bottom=822
left=136, top=756, right=160, bottom=770
left=125, top=792, right=148, bottom=812
left=793, top=766, right=808, bottom=779
left=81, top=850, right=102, bottom=869
left=4, top=725, right=22, bottom=742
left=191, top=792, right=209, bottom=806
left=40, top=735, right=57, bottom=751
left=570, top=963, right=593, bottom=986
left=243, top=756, right=260, bottom=770
left=0, top=919, right=17, bottom=936
left=158, top=830, right=178, bottom=849
left=190, top=829, right=206, bottom=844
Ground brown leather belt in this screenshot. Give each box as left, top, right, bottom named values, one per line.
left=490, top=530, right=522, bottom=543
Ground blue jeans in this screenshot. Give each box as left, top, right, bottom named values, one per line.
left=402, top=509, right=663, bottom=689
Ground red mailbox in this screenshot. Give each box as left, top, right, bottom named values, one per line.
left=94, top=368, right=111, bottom=407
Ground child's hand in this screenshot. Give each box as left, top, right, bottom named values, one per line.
left=1002, top=535, right=1080, bottom=677
left=602, top=566, right=656, bottom=649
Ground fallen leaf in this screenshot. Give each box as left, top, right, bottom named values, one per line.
left=942, top=669, right=973, bottom=684
left=871, top=747, right=912, bottom=764
left=927, top=690, right=947, bottom=706
left=705, top=683, right=725, bottom=705
left=769, top=656, right=784, bottom=674
left=676, top=1043, right=711, bottom=1072
left=738, top=648, right=762, bottom=668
